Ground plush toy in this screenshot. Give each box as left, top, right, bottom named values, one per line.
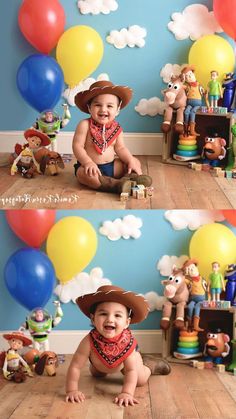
left=161, top=74, right=187, bottom=134
left=34, top=148, right=65, bottom=176
left=2, top=331, right=33, bottom=382
left=160, top=266, right=189, bottom=330
left=10, top=147, right=40, bottom=178
left=23, top=350, right=58, bottom=376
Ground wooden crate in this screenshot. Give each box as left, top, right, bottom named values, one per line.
left=162, top=111, right=234, bottom=166
left=162, top=307, right=236, bottom=364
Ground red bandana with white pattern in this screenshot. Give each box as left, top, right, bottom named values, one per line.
left=89, top=117, right=122, bottom=154
left=89, top=328, right=137, bottom=368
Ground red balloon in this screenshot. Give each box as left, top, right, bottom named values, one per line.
left=213, top=0, right=236, bottom=41
left=18, top=0, right=65, bottom=54
left=222, top=210, right=236, bottom=227
left=6, top=210, right=56, bottom=248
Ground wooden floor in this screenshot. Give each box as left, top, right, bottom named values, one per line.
left=1, top=156, right=236, bottom=209
left=1, top=355, right=236, bottom=418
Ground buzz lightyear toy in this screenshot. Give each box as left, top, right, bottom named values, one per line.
left=34, top=104, right=71, bottom=152
left=21, top=302, right=63, bottom=352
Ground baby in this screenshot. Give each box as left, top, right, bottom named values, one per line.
left=73, top=81, right=152, bottom=194
left=66, top=285, right=170, bottom=407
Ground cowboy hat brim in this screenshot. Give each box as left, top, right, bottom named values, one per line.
left=24, top=129, right=51, bottom=147
left=76, top=285, right=149, bottom=324
left=3, top=332, right=32, bottom=347
left=75, top=82, right=133, bottom=114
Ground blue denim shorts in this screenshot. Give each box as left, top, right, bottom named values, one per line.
left=74, top=160, right=114, bottom=177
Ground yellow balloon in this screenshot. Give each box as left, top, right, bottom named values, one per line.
left=56, top=25, right=104, bottom=87
left=188, top=35, right=235, bottom=89
left=189, top=223, right=236, bottom=279
left=46, top=216, right=97, bottom=284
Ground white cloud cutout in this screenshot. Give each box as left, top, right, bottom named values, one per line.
left=144, top=291, right=167, bottom=312
left=78, top=0, right=118, bottom=15
left=157, top=255, right=189, bottom=277
left=54, top=267, right=112, bottom=304
left=164, top=210, right=225, bottom=231
left=160, top=63, right=188, bottom=83
left=106, top=25, right=147, bottom=49
left=135, top=97, right=166, bottom=117
left=168, top=4, right=223, bottom=41
left=63, top=73, right=110, bottom=106
left=99, top=214, right=142, bottom=241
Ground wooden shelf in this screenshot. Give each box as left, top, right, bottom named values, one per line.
left=162, top=111, right=234, bottom=166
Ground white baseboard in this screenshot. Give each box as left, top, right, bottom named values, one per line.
left=0, top=329, right=162, bottom=354
left=0, top=131, right=163, bottom=155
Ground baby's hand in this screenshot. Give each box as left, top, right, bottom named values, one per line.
left=127, top=157, right=142, bottom=175
left=66, top=390, right=85, bottom=403
left=84, top=162, right=101, bottom=177
left=114, top=392, right=139, bottom=407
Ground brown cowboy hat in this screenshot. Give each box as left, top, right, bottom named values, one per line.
left=24, top=129, right=51, bottom=147
left=74, top=81, right=133, bottom=113
left=181, top=65, right=195, bottom=75
left=3, top=331, right=32, bottom=347
left=182, top=258, right=199, bottom=269
left=76, top=285, right=149, bottom=324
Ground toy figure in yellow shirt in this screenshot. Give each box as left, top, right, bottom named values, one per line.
left=182, top=259, right=207, bottom=332
left=181, top=66, right=205, bottom=136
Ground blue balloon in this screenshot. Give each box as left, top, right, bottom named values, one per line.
left=16, top=54, right=64, bottom=112
left=4, top=248, right=56, bottom=310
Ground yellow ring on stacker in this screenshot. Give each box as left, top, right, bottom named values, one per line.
left=179, top=336, right=198, bottom=342
left=179, top=139, right=196, bottom=146
left=179, top=330, right=198, bottom=337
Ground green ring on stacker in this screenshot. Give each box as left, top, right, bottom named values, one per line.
left=177, top=341, right=199, bottom=348
left=177, top=144, right=198, bottom=151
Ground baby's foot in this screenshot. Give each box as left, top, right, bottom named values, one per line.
left=143, top=355, right=171, bottom=375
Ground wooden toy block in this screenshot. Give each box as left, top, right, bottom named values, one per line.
left=217, top=364, right=225, bottom=373
left=190, top=360, right=199, bottom=368
left=202, top=164, right=211, bottom=172
left=136, top=189, right=145, bottom=199
left=222, top=301, right=231, bottom=308
left=204, top=361, right=214, bottom=369
left=131, top=186, right=139, bottom=197
left=120, top=192, right=129, bottom=202
left=195, top=163, right=202, bottom=171
left=197, top=361, right=205, bottom=370
left=201, top=300, right=209, bottom=308
left=145, top=186, right=154, bottom=197
left=217, top=170, right=225, bottom=178
left=188, top=162, right=197, bottom=169
left=225, top=171, right=233, bottom=179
